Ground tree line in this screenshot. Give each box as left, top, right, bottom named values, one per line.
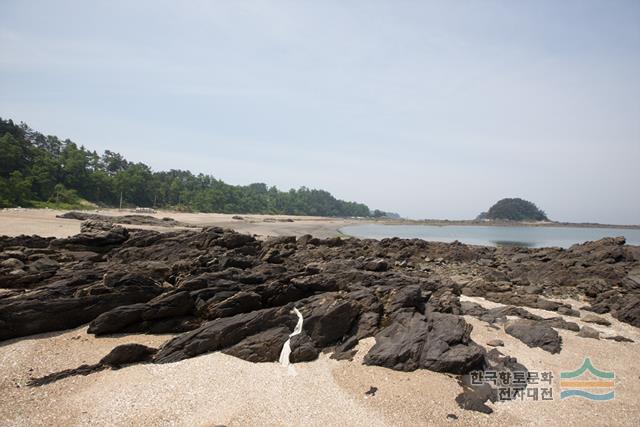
left=477, top=197, right=549, bottom=221
left=0, top=117, right=373, bottom=217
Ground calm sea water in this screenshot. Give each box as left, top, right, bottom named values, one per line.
left=340, top=224, right=640, bottom=248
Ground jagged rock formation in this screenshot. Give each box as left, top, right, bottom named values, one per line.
left=1, top=220, right=639, bottom=411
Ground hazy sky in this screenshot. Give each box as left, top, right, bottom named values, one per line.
left=1, top=1, right=639, bottom=224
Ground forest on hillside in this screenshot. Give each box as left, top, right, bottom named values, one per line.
left=0, top=118, right=376, bottom=217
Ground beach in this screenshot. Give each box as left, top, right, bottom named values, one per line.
left=0, top=209, right=354, bottom=239
left=1, top=209, right=640, bottom=426
left=2, top=297, right=639, bottom=426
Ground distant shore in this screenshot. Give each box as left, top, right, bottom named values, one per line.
left=374, top=218, right=640, bottom=230
left=1, top=208, right=638, bottom=242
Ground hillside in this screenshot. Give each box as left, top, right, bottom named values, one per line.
left=0, top=118, right=372, bottom=217
left=477, top=198, right=549, bottom=222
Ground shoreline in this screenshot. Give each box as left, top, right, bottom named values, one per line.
left=375, top=218, right=640, bottom=230
left=1, top=208, right=638, bottom=245
left=0, top=208, right=359, bottom=239
left=2, top=221, right=639, bottom=425
left=339, top=223, right=640, bottom=249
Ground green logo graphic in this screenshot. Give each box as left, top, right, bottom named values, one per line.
left=559, top=358, right=615, bottom=401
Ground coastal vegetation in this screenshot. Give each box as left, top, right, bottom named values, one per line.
left=0, top=118, right=372, bottom=216
left=477, top=197, right=549, bottom=222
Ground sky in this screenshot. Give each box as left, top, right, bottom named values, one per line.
left=1, top=0, right=639, bottom=224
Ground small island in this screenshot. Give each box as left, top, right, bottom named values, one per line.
left=477, top=197, right=549, bottom=222
left=374, top=197, right=639, bottom=229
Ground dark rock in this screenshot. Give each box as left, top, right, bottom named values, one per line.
left=541, top=317, right=580, bottom=332
left=27, top=256, right=59, bottom=273
left=57, top=211, right=190, bottom=228
left=154, top=306, right=297, bottom=363
left=604, top=335, right=634, bottom=343
left=1, top=222, right=638, bottom=413
left=504, top=319, right=562, bottom=354
left=456, top=348, right=529, bottom=413
left=100, top=343, right=157, bottom=366
left=215, top=233, right=256, bottom=249
left=218, top=256, right=254, bottom=269
left=460, top=301, right=488, bottom=317
left=331, top=335, right=359, bottom=361
left=479, top=306, right=540, bottom=324
left=0, top=258, right=24, bottom=269
left=88, top=290, right=196, bottom=335
left=223, top=327, right=290, bottom=362
left=523, top=285, right=543, bottom=295
left=614, top=297, right=640, bottom=327
left=0, top=272, right=163, bottom=341
left=581, top=313, right=611, bottom=326
left=383, top=285, right=424, bottom=315
left=0, top=235, right=53, bottom=250
left=364, top=311, right=485, bottom=374
left=301, top=295, right=359, bottom=347
left=289, top=333, right=320, bottom=363
left=362, top=259, right=389, bottom=272
left=51, top=220, right=129, bottom=252
left=455, top=383, right=494, bottom=414
left=557, top=306, right=580, bottom=317
left=486, top=339, right=504, bottom=347
left=427, top=287, right=460, bottom=314
left=88, top=303, right=147, bottom=335
left=200, top=291, right=262, bottom=320
left=261, top=249, right=284, bottom=264
left=577, top=326, right=600, bottom=340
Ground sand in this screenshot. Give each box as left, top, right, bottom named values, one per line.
left=2, top=210, right=640, bottom=425
left=1, top=296, right=639, bottom=426
left=0, top=208, right=355, bottom=239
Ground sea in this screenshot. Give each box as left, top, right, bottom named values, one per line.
left=340, top=224, right=640, bottom=248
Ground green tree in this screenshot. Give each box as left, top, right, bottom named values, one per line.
left=0, top=117, right=376, bottom=216
left=0, top=133, right=30, bottom=177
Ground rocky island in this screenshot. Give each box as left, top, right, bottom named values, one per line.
left=476, top=198, right=549, bottom=222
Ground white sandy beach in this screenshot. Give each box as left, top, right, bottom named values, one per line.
left=0, top=209, right=355, bottom=239
left=1, top=210, right=640, bottom=426
left=1, top=280, right=639, bottom=424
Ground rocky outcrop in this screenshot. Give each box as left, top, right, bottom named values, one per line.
left=363, top=311, right=485, bottom=374
left=0, top=271, right=163, bottom=340
left=57, top=211, right=194, bottom=228
left=1, top=220, right=639, bottom=385
left=87, top=290, right=198, bottom=335
left=461, top=302, right=579, bottom=332
left=50, top=220, right=130, bottom=252
left=154, top=305, right=297, bottom=363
